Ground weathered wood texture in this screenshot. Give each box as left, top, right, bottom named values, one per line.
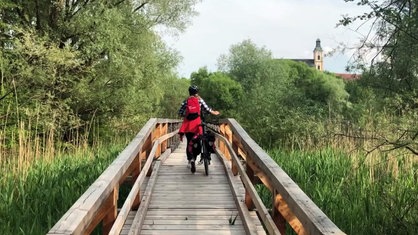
left=218, top=119, right=346, bottom=235
left=215, top=133, right=281, bottom=235
left=127, top=142, right=266, bottom=235
left=48, top=119, right=181, bottom=235
left=48, top=117, right=346, bottom=235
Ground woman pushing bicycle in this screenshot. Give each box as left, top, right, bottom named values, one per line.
left=178, top=85, right=220, bottom=173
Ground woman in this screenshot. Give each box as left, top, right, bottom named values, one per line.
left=178, top=85, right=220, bottom=173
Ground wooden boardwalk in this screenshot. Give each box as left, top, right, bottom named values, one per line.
left=48, top=119, right=346, bottom=235
left=121, top=141, right=266, bottom=235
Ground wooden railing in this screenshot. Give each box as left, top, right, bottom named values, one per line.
left=215, top=118, right=346, bottom=235
left=48, top=117, right=346, bottom=235
left=48, top=118, right=181, bottom=235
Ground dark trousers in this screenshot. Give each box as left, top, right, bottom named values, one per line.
left=185, top=132, right=200, bottom=161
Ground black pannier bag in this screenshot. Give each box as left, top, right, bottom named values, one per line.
left=205, top=131, right=216, bottom=153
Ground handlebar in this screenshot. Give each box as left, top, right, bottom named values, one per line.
left=200, top=121, right=220, bottom=134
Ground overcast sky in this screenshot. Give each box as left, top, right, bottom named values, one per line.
left=163, top=0, right=369, bottom=77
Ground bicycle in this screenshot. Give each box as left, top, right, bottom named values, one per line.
left=198, top=121, right=217, bottom=176
left=185, top=110, right=218, bottom=175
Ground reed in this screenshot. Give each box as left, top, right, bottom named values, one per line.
left=0, top=112, right=126, bottom=234
left=0, top=140, right=123, bottom=234
left=267, top=148, right=417, bottom=235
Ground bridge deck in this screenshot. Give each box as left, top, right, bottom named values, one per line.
left=121, top=141, right=266, bottom=235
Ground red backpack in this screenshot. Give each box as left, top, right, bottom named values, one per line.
left=186, top=96, right=200, bottom=120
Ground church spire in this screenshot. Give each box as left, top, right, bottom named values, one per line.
left=314, top=38, right=323, bottom=52
left=313, top=39, right=323, bottom=71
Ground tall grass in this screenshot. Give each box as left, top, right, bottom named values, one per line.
left=0, top=145, right=123, bottom=234
left=267, top=148, right=417, bottom=235
left=0, top=118, right=127, bottom=234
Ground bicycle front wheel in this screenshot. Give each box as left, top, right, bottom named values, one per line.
left=203, top=156, right=209, bottom=176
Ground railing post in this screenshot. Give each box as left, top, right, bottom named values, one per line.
left=154, top=123, right=162, bottom=158
left=161, top=123, right=168, bottom=151
left=102, top=187, right=119, bottom=235
left=273, top=192, right=306, bottom=234
left=244, top=162, right=255, bottom=210
left=272, top=190, right=286, bottom=234
left=231, top=140, right=239, bottom=176
left=144, top=134, right=153, bottom=177
left=132, top=150, right=142, bottom=210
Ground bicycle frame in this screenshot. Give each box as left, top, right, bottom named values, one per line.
left=200, top=111, right=220, bottom=175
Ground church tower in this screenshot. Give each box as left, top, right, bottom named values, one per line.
left=313, top=39, right=323, bottom=71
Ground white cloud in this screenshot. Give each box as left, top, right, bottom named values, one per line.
left=163, top=0, right=371, bottom=77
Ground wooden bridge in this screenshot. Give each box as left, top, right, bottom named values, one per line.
left=48, top=118, right=346, bottom=235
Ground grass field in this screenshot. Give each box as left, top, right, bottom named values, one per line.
left=265, top=148, right=417, bottom=235
left=0, top=145, right=123, bottom=235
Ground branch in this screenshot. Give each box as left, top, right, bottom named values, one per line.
left=376, top=1, right=418, bottom=42
left=0, top=90, right=13, bottom=102
left=133, top=1, right=149, bottom=13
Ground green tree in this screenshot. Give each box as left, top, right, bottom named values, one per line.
left=241, top=59, right=348, bottom=148
left=158, top=77, right=190, bottom=118
left=217, top=39, right=273, bottom=91
left=217, top=40, right=349, bottom=148
left=0, top=0, right=200, bottom=142
left=340, top=0, right=418, bottom=155
left=191, top=67, right=243, bottom=118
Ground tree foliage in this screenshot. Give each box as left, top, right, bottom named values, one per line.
left=0, top=0, right=200, bottom=142
left=340, top=0, right=418, bottom=155
left=215, top=40, right=349, bottom=148
left=190, top=67, right=243, bottom=119
left=217, top=39, right=273, bottom=91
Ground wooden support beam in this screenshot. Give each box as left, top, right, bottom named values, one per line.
left=272, top=190, right=287, bottom=235
left=245, top=163, right=255, bottom=210
left=217, top=151, right=259, bottom=235
left=131, top=152, right=142, bottom=210
left=222, top=118, right=346, bottom=235
left=231, top=141, right=239, bottom=176
left=84, top=186, right=119, bottom=235
left=214, top=132, right=281, bottom=235
left=274, top=193, right=306, bottom=234
left=160, top=123, right=168, bottom=151
left=218, top=124, right=228, bottom=159
left=246, top=158, right=273, bottom=191
left=47, top=119, right=183, bottom=235
left=102, top=187, right=118, bottom=235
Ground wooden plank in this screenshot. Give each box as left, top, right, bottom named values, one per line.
left=141, top=224, right=246, bottom=230
left=150, top=196, right=234, bottom=201
left=145, top=209, right=240, bottom=216
left=127, top=160, right=162, bottom=235
left=48, top=119, right=160, bottom=235
left=148, top=204, right=237, bottom=209
left=217, top=148, right=262, bottom=235
left=120, top=140, right=268, bottom=235
left=50, top=119, right=183, bottom=235
left=143, top=219, right=243, bottom=225
left=215, top=133, right=279, bottom=235
left=108, top=149, right=171, bottom=235
left=224, top=119, right=346, bottom=235
left=145, top=215, right=242, bottom=220
left=135, top=142, right=253, bottom=235
left=139, top=230, right=246, bottom=235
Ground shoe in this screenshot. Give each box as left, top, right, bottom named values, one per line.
left=190, top=159, right=196, bottom=173
left=198, top=158, right=203, bottom=165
